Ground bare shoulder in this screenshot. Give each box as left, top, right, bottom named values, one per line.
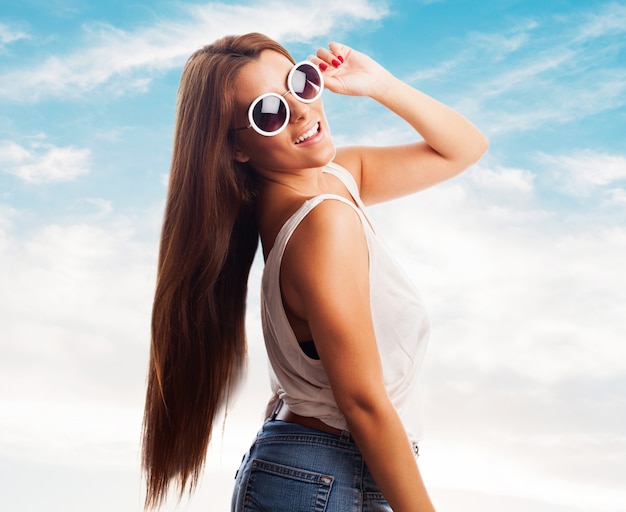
left=287, top=197, right=365, bottom=261
left=281, top=198, right=369, bottom=316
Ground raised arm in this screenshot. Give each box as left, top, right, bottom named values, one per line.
left=313, top=42, right=489, bottom=205
left=280, top=200, right=435, bottom=512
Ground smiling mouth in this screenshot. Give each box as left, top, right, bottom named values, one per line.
left=294, top=122, right=320, bottom=144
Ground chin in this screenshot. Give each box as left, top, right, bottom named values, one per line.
left=312, top=142, right=336, bottom=169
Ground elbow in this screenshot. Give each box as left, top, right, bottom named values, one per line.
left=335, top=387, right=393, bottom=429
left=476, top=132, right=490, bottom=161
left=466, top=132, right=489, bottom=166
left=453, top=132, right=489, bottom=175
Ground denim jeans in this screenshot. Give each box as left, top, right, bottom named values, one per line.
left=231, top=419, right=392, bottom=512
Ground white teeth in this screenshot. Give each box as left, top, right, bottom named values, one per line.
left=295, top=123, right=319, bottom=144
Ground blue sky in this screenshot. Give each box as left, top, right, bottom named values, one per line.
left=1, top=1, right=625, bottom=511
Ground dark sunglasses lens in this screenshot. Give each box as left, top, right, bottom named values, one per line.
left=251, top=95, right=287, bottom=133
left=291, top=63, right=322, bottom=100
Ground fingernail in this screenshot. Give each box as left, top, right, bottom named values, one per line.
left=337, top=55, right=344, bottom=63
left=332, top=59, right=341, bottom=67
left=319, top=62, right=328, bottom=71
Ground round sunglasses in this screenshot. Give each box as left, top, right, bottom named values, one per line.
left=234, top=61, right=324, bottom=137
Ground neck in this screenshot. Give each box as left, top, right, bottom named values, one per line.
left=256, top=165, right=327, bottom=197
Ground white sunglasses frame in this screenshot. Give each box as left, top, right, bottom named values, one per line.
left=236, top=61, right=324, bottom=137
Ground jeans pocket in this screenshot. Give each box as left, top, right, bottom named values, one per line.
left=243, top=458, right=334, bottom=512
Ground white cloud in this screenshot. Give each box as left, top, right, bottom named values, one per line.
left=0, top=208, right=161, bottom=511
left=0, top=400, right=141, bottom=468
left=469, top=19, right=539, bottom=60
left=0, top=139, right=91, bottom=183
left=575, top=1, right=626, bottom=41
left=607, top=187, right=626, bottom=204
left=466, top=164, right=535, bottom=194
left=0, top=207, right=157, bottom=403
left=540, top=149, right=626, bottom=196
left=0, top=200, right=256, bottom=485
left=406, top=20, right=539, bottom=84
left=0, top=22, right=29, bottom=49
left=364, top=165, right=626, bottom=511
left=406, top=57, right=461, bottom=83
left=384, top=184, right=625, bottom=380
left=0, top=0, right=388, bottom=101
left=411, top=4, right=626, bottom=136
left=479, top=49, right=575, bottom=100
left=477, top=64, right=626, bottom=135
left=83, top=198, right=114, bottom=219
left=1, top=153, right=625, bottom=510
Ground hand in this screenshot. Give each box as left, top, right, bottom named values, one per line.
left=310, top=42, right=391, bottom=98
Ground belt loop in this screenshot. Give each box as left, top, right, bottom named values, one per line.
left=269, top=397, right=284, bottom=421
left=339, top=429, right=351, bottom=443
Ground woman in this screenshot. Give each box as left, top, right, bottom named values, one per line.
left=142, top=32, right=488, bottom=511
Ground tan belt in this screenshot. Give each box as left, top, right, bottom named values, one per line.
left=273, top=400, right=345, bottom=437
left=272, top=399, right=419, bottom=457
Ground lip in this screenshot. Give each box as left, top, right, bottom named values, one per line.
left=293, top=121, right=323, bottom=146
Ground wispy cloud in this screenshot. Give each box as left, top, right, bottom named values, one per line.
left=466, top=164, right=535, bottom=194
left=607, top=187, right=626, bottom=204
left=468, top=19, right=539, bottom=61
left=407, top=57, right=461, bottom=83
left=477, top=49, right=575, bottom=101
left=0, top=0, right=388, bottom=102
left=540, top=149, right=626, bottom=202
left=406, top=20, right=539, bottom=84
left=0, top=22, right=29, bottom=49
left=407, top=4, right=626, bottom=135
left=574, top=1, right=626, bottom=41
left=0, top=139, right=91, bottom=183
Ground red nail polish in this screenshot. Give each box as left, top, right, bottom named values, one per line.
left=319, top=62, right=328, bottom=71
left=337, top=55, right=344, bottom=63
left=332, top=59, right=341, bottom=67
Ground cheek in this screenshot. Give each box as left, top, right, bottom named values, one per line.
left=244, top=137, right=288, bottom=167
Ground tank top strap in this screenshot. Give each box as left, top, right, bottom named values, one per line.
left=323, top=162, right=367, bottom=211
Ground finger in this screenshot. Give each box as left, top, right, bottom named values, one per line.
left=328, top=42, right=349, bottom=63
left=315, top=47, right=344, bottom=68
left=306, top=55, right=331, bottom=73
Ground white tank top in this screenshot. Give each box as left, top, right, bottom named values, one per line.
left=261, top=162, right=430, bottom=444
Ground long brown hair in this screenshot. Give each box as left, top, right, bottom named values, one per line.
left=142, top=33, right=295, bottom=509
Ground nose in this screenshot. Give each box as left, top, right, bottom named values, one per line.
left=287, top=95, right=310, bottom=123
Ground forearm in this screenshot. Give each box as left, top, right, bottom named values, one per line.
left=344, top=400, right=436, bottom=512
left=370, top=70, right=488, bottom=166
